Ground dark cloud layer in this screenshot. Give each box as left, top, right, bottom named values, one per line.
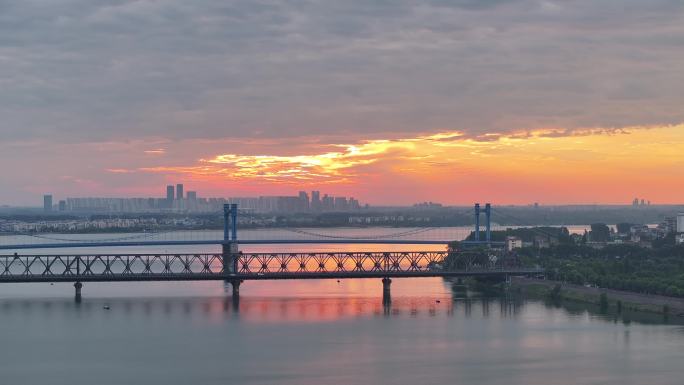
left=1, top=0, right=683, bottom=142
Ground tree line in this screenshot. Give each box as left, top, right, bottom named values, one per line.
left=520, top=243, right=684, bottom=298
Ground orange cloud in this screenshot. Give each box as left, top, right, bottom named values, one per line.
left=141, top=139, right=417, bottom=184
left=134, top=124, right=684, bottom=203
left=106, top=168, right=133, bottom=173
left=144, top=148, right=166, bottom=155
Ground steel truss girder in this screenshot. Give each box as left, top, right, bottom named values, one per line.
left=0, top=251, right=520, bottom=282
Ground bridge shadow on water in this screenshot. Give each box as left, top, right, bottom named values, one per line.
left=0, top=294, right=530, bottom=323
left=0, top=279, right=680, bottom=326
left=0, top=294, right=681, bottom=328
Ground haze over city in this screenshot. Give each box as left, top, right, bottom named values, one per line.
left=2, top=1, right=684, bottom=205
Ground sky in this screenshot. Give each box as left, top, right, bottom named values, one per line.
left=1, top=0, right=683, bottom=205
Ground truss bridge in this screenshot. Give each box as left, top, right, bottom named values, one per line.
left=0, top=251, right=543, bottom=302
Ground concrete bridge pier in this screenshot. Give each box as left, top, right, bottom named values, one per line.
left=230, top=279, right=243, bottom=298
left=382, top=277, right=392, bottom=305
left=222, top=242, right=239, bottom=273
left=383, top=301, right=392, bottom=316
left=74, top=281, right=83, bottom=302
left=231, top=295, right=240, bottom=312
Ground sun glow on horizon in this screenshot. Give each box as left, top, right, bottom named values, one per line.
left=129, top=124, right=684, bottom=204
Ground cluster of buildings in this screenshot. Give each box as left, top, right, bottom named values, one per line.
left=631, top=197, right=652, bottom=206
left=505, top=235, right=556, bottom=251
left=503, top=213, right=684, bottom=251
left=42, top=185, right=364, bottom=214
left=348, top=215, right=432, bottom=224
left=412, top=202, right=444, bottom=209
left=628, top=214, right=684, bottom=245
left=0, top=218, right=160, bottom=233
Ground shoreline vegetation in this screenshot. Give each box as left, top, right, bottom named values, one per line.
left=458, top=228, right=684, bottom=299
left=511, top=277, right=684, bottom=317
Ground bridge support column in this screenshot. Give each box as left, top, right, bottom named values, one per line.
left=222, top=242, right=239, bottom=273
left=382, top=277, right=392, bottom=305
left=230, top=279, right=242, bottom=297
left=74, top=281, right=83, bottom=302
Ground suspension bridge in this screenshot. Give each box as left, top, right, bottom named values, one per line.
left=0, top=203, right=502, bottom=250
left=0, top=204, right=545, bottom=301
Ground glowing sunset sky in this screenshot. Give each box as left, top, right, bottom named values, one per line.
left=1, top=1, right=683, bottom=205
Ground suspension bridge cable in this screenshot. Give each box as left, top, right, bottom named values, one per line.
left=25, top=231, right=173, bottom=243
left=284, top=227, right=439, bottom=240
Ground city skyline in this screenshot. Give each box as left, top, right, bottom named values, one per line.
left=37, top=184, right=364, bottom=213
left=2, top=1, right=684, bottom=205
left=9, top=124, right=684, bottom=206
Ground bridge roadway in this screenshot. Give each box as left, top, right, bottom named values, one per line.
left=0, top=251, right=542, bottom=301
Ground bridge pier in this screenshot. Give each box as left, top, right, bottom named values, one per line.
left=74, top=281, right=83, bottom=302
left=222, top=242, right=239, bottom=273
left=230, top=279, right=242, bottom=297
left=382, top=277, right=392, bottom=305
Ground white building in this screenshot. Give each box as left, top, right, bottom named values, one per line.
left=677, top=234, right=684, bottom=245
left=677, top=213, right=684, bottom=233
left=506, top=236, right=523, bottom=252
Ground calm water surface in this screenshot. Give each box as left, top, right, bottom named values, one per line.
left=1, top=243, right=683, bottom=385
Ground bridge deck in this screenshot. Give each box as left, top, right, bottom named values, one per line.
left=0, top=252, right=540, bottom=283
left=0, top=270, right=542, bottom=283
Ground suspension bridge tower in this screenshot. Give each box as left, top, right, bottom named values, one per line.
left=473, top=203, right=492, bottom=245
left=222, top=204, right=241, bottom=297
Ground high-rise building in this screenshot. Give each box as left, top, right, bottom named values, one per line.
left=311, top=191, right=321, bottom=211
left=334, top=197, right=348, bottom=210
left=664, top=217, right=677, bottom=234
left=298, top=191, right=309, bottom=211
left=43, top=195, right=53, bottom=212
left=677, top=213, right=684, bottom=234
left=187, top=191, right=197, bottom=201
left=321, top=194, right=334, bottom=211
left=58, top=200, right=66, bottom=211
left=176, top=184, right=184, bottom=200
left=166, top=185, right=174, bottom=206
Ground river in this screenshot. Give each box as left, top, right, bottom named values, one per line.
left=1, top=235, right=683, bottom=384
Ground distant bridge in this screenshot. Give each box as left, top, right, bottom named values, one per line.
left=0, top=203, right=504, bottom=250
left=0, top=239, right=498, bottom=250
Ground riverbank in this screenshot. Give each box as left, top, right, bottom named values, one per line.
left=511, top=277, right=684, bottom=317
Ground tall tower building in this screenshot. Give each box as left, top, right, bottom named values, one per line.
left=298, top=191, right=309, bottom=211
left=311, top=191, right=321, bottom=211
left=176, top=184, right=184, bottom=200
left=43, top=195, right=53, bottom=212
left=166, top=185, right=174, bottom=207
